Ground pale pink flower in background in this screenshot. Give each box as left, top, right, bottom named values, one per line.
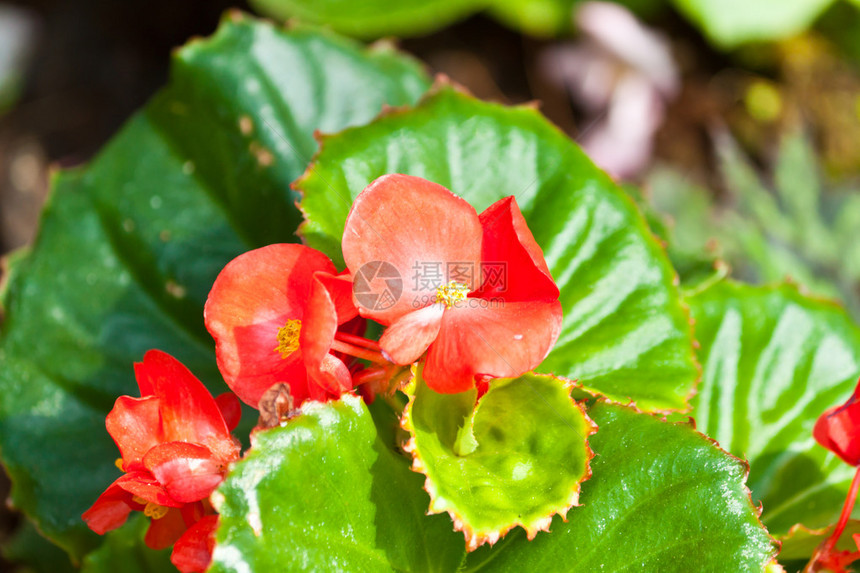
left=541, top=1, right=679, bottom=179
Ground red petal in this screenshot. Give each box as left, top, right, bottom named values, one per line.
left=116, top=471, right=184, bottom=508
left=145, top=507, right=188, bottom=550
left=342, top=174, right=483, bottom=325
left=106, top=395, right=162, bottom=471
left=310, top=353, right=353, bottom=397
left=423, top=299, right=563, bottom=393
left=134, top=360, right=156, bottom=396
left=379, top=303, right=444, bottom=364
left=204, top=244, right=336, bottom=406
left=215, top=393, right=242, bottom=432
left=82, top=479, right=134, bottom=535
left=144, top=442, right=224, bottom=504
left=814, top=381, right=860, bottom=466
left=300, top=273, right=341, bottom=375
left=476, top=196, right=558, bottom=302
left=227, top=320, right=309, bottom=407
left=171, top=515, right=219, bottom=573
left=318, top=272, right=359, bottom=324
left=140, top=350, right=238, bottom=463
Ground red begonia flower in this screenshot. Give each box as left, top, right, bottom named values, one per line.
left=204, top=244, right=359, bottom=408
left=815, top=378, right=860, bottom=466
left=342, top=174, right=562, bottom=393
left=83, top=350, right=240, bottom=567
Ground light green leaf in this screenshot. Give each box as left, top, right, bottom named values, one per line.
left=0, top=15, right=429, bottom=559
left=488, top=0, right=664, bottom=36
left=248, top=0, right=486, bottom=39
left=463, top=401, right=777, bottom=571
left=402, top=369, right=594, bottom=550
left=209, top=395, right=466, bottom=572
left=671, top=0, right=835, bottom=48
left=297, top=86, right=698, bottom=412
left=80, top=517, right=173, bottom=573
left=688, top=280, right=860, bottom=536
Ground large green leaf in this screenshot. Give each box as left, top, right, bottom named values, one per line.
left=209, top=395, right=466, bottom=572
left=0, top=14, right=429, bottom=559
left=671, top=0, right=834, bottom=48
left=297, top=87, right=698, bottom=412
left=79, top=517, right=172, bottom=573
left=688, top=280, right=860, bottom=536
left=248, top=0, right=485, bottom=39
left=488, top=0, right=664, bottom=36
left=463, top=401, right=777, bottom=571
left=402, top=369, right=594, bottom=550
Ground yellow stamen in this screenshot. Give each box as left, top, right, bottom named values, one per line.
left=143, top=502, right=169, bottom=520
left=275, top=319, right=302, bottom=358
left=131, top=495, right=148, bottom=505
left=435, top=281, right=470, bottom=309
left=114, top=458, right=124, bottom=471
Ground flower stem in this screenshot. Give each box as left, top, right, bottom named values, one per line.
left=330, top=339, right=387, bottom=364
left=335, top=332, right=381, bottom=351
left=807, top=465, right=860, bottom=572
left=824, top=466, right=860, bottom=555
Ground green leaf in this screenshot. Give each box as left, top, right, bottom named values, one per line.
left=80, top=516, right=173, bottom=573
left=463, top=401, right=777, bottom=571
left=297, top=87, right=698, bottom=412
left=687, top=280, right=860, bottom=536
left=776, top=521, right=860, bottom=562
left=0, top=15, right=429, bottom=559
left=671, top=0, right=834, bottom=48
left=488, top=0, right=664, bottom=37
left=401, top=368, right=594, bottom=550
left=248, top=0, right=485, bottom=39
left=2, top=519, right=76, bottom=573
left=209, top=395, right=466, bottom=572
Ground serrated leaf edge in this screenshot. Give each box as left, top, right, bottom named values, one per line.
left=400, top=368, right=597, bottom=552
left=637, top=399, right=781, bottom=562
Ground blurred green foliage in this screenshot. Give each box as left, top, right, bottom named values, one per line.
left=641, top=129, right=860, bottom=318
left=248, top=0, right=860, bottom=50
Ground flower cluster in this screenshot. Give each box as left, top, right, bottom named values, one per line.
left=205, top=173, right=562, bottom=404
left=83, top=174, right=562, bottom=566
left=83, top=350, right=241, bottom=572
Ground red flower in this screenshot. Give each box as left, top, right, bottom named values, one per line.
left=82, top=350, right=240, bottom=573
left=815, top=378, right=860, bottom=466
left=342, top=174, right=562, bottom=393
left=204, top=244, right=359, bottom=408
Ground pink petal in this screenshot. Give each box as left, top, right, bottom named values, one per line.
left=106, top=395, right=162, bottom=471
left=379, top=303, right=445, bottom=364
left=204, top=244, right=336, bottom=406
left=476, top=196, right=558, bottom=302
left=171, top=515, right=219, bottom=573
left=424, top=300, right=563, bottom=393
left=144, top=442, right=225, bottom=504
left=342, top=174, right=483, bottom=325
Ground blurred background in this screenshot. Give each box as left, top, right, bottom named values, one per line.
left=3, top=0, right=860, bottom=568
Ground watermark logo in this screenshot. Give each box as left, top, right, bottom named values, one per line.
left=354, top=260, right=508, bottom=311
left=410, top=261, right=507, bottom=292
left=354, top=261, right=403, bottom=311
